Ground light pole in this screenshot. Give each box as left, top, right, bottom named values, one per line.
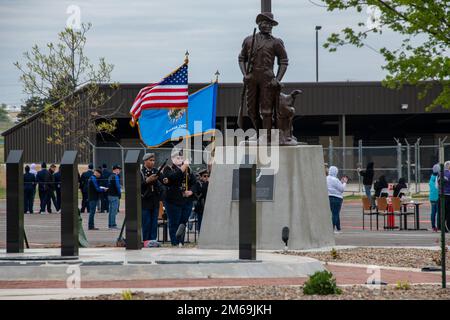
left=315, top=26, right=322, bottom=82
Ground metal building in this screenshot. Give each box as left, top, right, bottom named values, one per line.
left=2, top=81, right=449, bottom=163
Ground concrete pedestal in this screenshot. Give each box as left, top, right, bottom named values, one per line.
left=199, top=145, right=335, bottom=250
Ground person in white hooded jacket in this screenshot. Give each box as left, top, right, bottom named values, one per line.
left=327, top=166, right=348, bottom=233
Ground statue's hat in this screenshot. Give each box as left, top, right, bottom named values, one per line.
left=256, top=12, right=278, bottom=26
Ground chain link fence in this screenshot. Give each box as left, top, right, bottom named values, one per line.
left=324, top=139, right=450, bottom=194
left=88, top=139, right=450, bottom=195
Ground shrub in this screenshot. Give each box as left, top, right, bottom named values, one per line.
left=330, top=248, right=340, bottom=260
left=121, top=290, right=133, bottom=300
left=395, top=281, right=411, bottom=290
left=432, top=245, right=448, bottom=266
left=303, top=271, right=342, bottom=295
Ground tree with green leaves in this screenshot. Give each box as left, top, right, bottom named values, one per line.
left=17, top=96, right=48, bottom=122
left=322, top=0, right=449, bottom=110
left=0, top=104, right=11, bottom=123
left=14, top=22, right=119, bottom=151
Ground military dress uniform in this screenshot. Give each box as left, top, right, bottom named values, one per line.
left=238, top=32, right=289, bottom=129
left=23, top=170, right=36, bottom=213
left=79, top=169, right=93, bottom=213
left=141, top=166, right=161, bottom=241
left=162, top=165, right=197, bottom=246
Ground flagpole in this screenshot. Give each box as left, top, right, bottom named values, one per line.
left=209, top=71, right=220, bottom=171
left=184, top=51, right=190, bottom=190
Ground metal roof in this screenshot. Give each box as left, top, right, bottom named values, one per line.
left=2, top=81, right=446, bottom=137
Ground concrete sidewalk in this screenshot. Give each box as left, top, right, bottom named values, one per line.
left=0, top=263, right=448, bottom=300
left=0, top=247, right=324, bottom=281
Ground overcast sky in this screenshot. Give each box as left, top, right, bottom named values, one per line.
left=0, top=0, right=403, bottom=106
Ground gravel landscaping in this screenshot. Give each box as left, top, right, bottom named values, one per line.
left=279, top=247, right=450, bottom=270
left=76, top=284, right=450, bottom=300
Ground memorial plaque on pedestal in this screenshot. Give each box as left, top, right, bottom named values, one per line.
left=232, top=169, right=274, bottom=201
left=199, top=145, right=335, bottom=250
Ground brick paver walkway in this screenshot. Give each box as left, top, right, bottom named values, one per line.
left=0, top=264, right=447, bottom=289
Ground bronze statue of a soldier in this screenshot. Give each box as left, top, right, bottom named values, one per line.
left=238, top=12, right=289, bottom=142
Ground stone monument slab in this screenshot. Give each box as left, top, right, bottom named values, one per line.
left=199, top=145, right=335, bottom=250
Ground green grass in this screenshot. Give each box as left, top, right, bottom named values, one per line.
left=344, top=195, right=362, bottom=201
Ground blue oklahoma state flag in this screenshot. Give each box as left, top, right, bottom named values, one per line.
left=137, top=82, right=218, bottom=147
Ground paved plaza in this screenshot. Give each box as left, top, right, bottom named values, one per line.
left=1, top=198, right=447, bottom=300
left=0, top=199, right=442, bottom=248
left=0, top=247, right=448, bottom=299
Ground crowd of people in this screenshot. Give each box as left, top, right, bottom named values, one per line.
left=23, top=151, right=210, bottom=245
left=23, top=155, right=449, bottom=242
left=326, top=161, right=450, bottom=233
left=23, top=162, right=61, bottom=215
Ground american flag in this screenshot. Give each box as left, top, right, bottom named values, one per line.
left=130, top=63, right=188, bottom=125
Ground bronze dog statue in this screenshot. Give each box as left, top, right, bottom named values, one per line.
left=277, top=89, right=302, bottom=146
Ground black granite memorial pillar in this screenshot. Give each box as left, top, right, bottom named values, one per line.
left=6, top=150, right=24, bottom=253
left=60, top=151, right=79, bottom=256
left=125, top=150, right=142, bottom=250
left=239, top=163, right=256, bottom=260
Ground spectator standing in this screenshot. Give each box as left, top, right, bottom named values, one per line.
left=429, top=164, right=440, bottom=232
left=53, top=165, right=62, bottom=212
left=36, top=162, right=52, bottom=214
left=443, top=161, right=450, bottom=232
left=29, top=163, right=38, bottom=208
left=194, top=169, right=209, bottom=232
left=96, top=166, right=102, bottom=212
left=47, top=164, right=58, bottom=213
left=79, top=164, right=94, bottom=213
left=88, top=169, right=108, bottom=230
left=24, top=165, right=36, bottom=214
left=357, top=162, right=374, bottom=205
left=162, top=151, right=198, bottom=246
left=141, top=153, right=162, bottom=241
left=107, top=165, right=122, bottom=229
left=100, top=164, right=111, bottom=213
left=29, top=163, right=37, bottom=176
left=327, top=166, right=348, bottom=233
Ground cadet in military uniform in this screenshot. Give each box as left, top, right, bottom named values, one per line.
left=23, top=165, right=36, bottom=214
left=193, top=169, right=209, bottom=233
left=238, top=12, right=289, bottom=132
left=141, top=153, right=162, bottom=241
left=79, top=164, right=94, bottom=213
left=162, top=150, right=197, bottom=246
